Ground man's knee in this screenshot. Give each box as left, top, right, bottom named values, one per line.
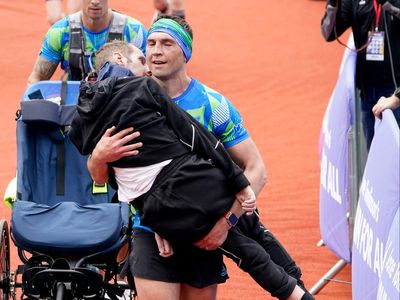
left=134, top=277, right=180, bottom=300
left=180, top=284, right=217, bottom=300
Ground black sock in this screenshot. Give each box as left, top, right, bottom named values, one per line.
left=300, top=291, right=315, bottom=300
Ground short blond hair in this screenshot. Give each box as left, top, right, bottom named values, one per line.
left=95, top=41, right=136, bottom=74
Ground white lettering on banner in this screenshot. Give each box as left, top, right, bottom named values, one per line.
left=383, top=244, right=395, bottom=280
left=354, top=209, right=400, bottom=295
left=322, top=117, right=332, bottom=149
left=377, top=281, right=389, bottom=300
left=353, top=209, right=373, bottom=268
left=383, top=236, right=400, bottom=294
left=320, top=151, right=327, bottom=189
left=360, top=178, right=380, bottom=222
left=376, top=245, right=400, bottom=298
left=320, top=150, right=342, bottom=204
left=373, top=237, right=386, bottom=277
left=327, top=162, right=342, bottom=204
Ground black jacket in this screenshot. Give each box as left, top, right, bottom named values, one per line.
left=69, top=76, right=249, bottom=193
left=321, top=0, right=400, bottom=87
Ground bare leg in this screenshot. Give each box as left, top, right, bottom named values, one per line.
left=168, top=0, right=184, bottom=11
left=152, top=0, right=168, bottom=23
left=45, top=0, right=64, bottom=25
left=153, top=0, right=168, bottom=12
left=152, top=0, right=185, bottom=22
left=67, top=0, right=81, bottom=15
left=134, top=277, right=180, bottom=300
left=180, top=284, right=217, bottom=300
left=168, top=0, right=185, bottom=19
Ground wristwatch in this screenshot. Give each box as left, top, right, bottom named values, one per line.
left=224, top=211, right=239, bottom=228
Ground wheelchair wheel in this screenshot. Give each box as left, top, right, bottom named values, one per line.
left=0, top=220, right=10, bottom=300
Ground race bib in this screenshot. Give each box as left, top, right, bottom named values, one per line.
left=366, top=31, right=384, bottom=61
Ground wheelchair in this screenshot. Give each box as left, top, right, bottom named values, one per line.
left=0, top=81, right=135, bottom=300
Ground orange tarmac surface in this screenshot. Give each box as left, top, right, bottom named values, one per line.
left=0, top=0, right=352, bottom=299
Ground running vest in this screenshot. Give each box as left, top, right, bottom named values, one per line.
left=68, top=11, right=127, bottom=80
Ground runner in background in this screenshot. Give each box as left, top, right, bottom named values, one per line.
left=152, top=0, right=185, bottom=22
left=45, top=0, right=81, bottom=25
left=29, top=0, right=147, bottom=84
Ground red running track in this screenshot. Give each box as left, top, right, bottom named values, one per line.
left=0, top=1, right=352, bottom=298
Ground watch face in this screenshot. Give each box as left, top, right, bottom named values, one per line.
left=227, top=212, right=239, bottom=226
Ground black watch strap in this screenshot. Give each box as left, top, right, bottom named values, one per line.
left=394, top=87, right=400, bottom=99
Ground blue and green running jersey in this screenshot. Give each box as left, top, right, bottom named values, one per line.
left=133, top=78, right=249, bottom=231
left=173, top=78, right=249, bottom=148
left=39, top=14, right=147, bottom=73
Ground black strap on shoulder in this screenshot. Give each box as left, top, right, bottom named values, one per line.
left=56, top=139, right=65, bottom=195
left=60, top=73, right=67, bottom=106
left=107, top=11, right=126, bottom=42
left=69, top=12, right=84, bottom=81
left=58, top=74, right=67, bottom=195
left=68, top=11, right=126, bottom=80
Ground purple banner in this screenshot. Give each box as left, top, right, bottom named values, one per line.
left=319, top=42, right=356, bottom=262
left=352, top=110, right=400, bottom=299
left=377, top=209, right=399, bottom=299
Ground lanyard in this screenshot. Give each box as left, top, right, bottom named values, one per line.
left=373, top=0, right=382, bottom=31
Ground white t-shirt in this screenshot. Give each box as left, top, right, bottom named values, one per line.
left=113, top=159, right=172, bottom=203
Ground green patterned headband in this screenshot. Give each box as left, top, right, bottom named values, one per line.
left=149, top=18, right=193, bottom=61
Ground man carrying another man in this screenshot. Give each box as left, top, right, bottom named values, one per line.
left=87, top=15, right=312, bottom=300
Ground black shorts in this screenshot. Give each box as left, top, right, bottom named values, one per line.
left=129, top=228, right=228, bottom=288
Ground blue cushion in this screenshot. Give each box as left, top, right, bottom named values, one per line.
left=11, top=201, right=130, bottom=255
